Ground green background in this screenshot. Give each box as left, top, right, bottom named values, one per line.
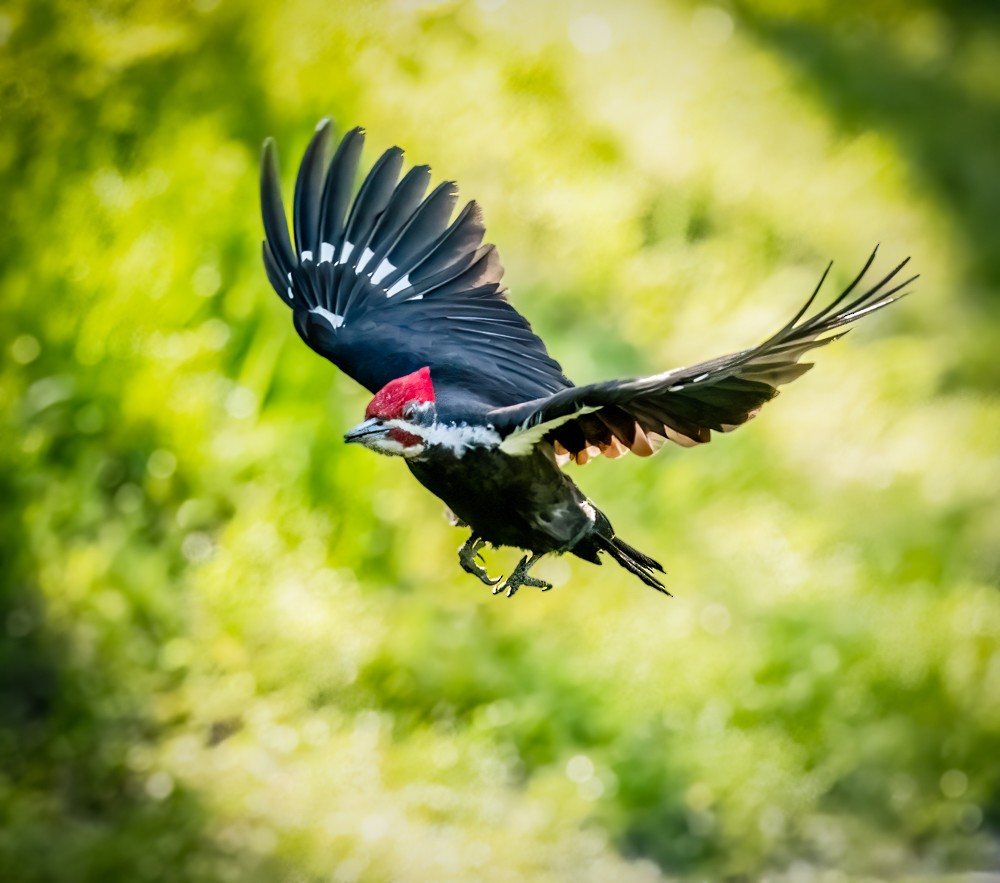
left=2, top=1, right=998, bottom=880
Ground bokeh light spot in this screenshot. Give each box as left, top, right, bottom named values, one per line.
left=940, top=769, right=968, bottom=799
left=147, top=449, right=178, bottom=479
left=11, top=334, right=40, bottom=364
left=566, top=754, right=594, bottom=783
left=700, top=602, right=731, bottom=635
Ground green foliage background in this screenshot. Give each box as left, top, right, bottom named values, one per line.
left=2, top=1, right=999, bottom=880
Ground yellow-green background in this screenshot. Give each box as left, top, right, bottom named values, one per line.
left=2, top=1, right=998, bottom=880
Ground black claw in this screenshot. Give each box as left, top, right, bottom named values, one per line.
left=495, top=554, right=550, bottom=598
left=459, top=536, right=501, bottom=586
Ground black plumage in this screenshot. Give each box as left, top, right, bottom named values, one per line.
left=261, top=121, right=569, bottom=408
left=261, top=120, right=917, bottom=597
left=489, top=252, right=915, bottom=462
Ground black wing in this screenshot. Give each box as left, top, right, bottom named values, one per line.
left=489, top=250, right=917, bottom=465
left=261, top=120, right=570, bottom=407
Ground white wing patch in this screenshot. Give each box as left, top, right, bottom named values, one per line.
left=385, top=274, right=412, bottom=298
left=371, top=259, right=396, bottom=286
left=310, top=306, right=345, bottom=330
left=499, top=406, right=602, bottom=456
left=302, top=242, right=416, bottom=298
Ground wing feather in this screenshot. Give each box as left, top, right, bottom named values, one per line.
left=293, top=121, right=332, bottom=258
left=491, top=250, right=916, bottom=462
left=260, top=139, right=296, bottom=275
left=318, top=125, right=367, bottom=258
left=261, top=122, right=570, bottom=403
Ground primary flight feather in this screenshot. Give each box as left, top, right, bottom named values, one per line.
left=261, top=119, right=916, bottom=597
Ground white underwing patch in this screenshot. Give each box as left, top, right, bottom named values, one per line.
left=310, top=306, right=345, bottom=330
left=499, top=406, right=602, bottom=456
left=385, top=274, right=412, bottom=297
left=356, top=247, right=375, bottom=273
left=371, top=259, right=396, bottom=286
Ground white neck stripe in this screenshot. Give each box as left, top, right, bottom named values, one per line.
left=388, top=418, right=500, bottom=457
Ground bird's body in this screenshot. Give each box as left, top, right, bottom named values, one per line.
left=409, top=446, right=590, bottom=556
left=261, top=120, right=915, bottom=596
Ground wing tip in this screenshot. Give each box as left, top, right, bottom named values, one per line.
left=261, top=136, right=278, bottom=168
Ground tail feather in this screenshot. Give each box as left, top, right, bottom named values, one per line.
left=594, top=533, right=669, bottom=595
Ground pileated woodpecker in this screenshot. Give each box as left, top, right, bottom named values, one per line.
left=260, top=120, right=915, bottom=597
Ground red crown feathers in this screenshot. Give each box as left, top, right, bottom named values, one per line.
left=365, top=366, right=436, bottom=420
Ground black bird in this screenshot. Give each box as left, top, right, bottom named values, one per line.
left=261, top=120, right=915, bottom=597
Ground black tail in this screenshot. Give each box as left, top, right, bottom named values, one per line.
left=593, top=534, right=669, bottom=595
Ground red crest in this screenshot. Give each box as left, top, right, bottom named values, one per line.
left=365, top=367, right=436, bottom=420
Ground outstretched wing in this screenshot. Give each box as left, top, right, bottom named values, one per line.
left=261, top=119, right=570, bottom=407
left=489, top=250, right=917, bottom=464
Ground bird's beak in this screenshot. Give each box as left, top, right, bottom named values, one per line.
left=344, top=417, right=388, bottom=445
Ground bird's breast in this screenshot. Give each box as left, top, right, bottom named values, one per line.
left=406, top=447, right=592, bottom=552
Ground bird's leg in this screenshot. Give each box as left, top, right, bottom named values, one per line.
left=458, top=534, right=500, bottom=586
left=494, top=552, right=552, bottom=598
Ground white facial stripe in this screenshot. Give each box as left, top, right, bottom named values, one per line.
left=370, top=436, right=420, bottom=458
left=371, top=259, right=396, bottom=286
left=387, top=418, right=501, bottom=458
left=385, top=274, right=412, bottom=298
left=310, top=306, right=344, bottom=330
left=320, top=242, right=335, bottom=263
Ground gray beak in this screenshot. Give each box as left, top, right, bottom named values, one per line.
left=344, top=417, right=387, bottom=445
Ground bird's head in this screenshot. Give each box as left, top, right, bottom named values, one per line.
left=344, top=367, right=437, bottom=458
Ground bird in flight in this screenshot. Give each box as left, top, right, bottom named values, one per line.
left=260, top=120, right=915, bottom=597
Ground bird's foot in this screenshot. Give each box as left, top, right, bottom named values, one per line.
left=493, top=554, right=552, bottom=598
left=458, top=536, right=500, bottom=586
